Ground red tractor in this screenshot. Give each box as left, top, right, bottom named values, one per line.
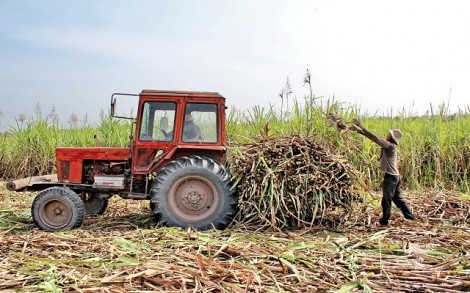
left=8, top=90, right=238, bottom=232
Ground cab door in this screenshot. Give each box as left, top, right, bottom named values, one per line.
left=132, top=100, right=177, bottom=173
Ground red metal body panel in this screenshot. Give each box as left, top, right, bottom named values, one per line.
left=56, top=147, right=130, bottom=183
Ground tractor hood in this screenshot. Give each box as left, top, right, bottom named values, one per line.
left=56, top=147, right=131, bottom=183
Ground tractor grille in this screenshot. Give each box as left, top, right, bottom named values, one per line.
left=59, top=160, right=70, bottom=180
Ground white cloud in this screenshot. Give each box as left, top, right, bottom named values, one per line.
left=275, top=0, right=470, bottom=114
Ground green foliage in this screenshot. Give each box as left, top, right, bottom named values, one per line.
left=38, top=265, right=62, bottom=293
left=0, top=99, right=469, bottom=192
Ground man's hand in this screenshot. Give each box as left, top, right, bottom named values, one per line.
left=349, top=118, right=364, bottom=133
left=352, top=118, right=362, bottom=126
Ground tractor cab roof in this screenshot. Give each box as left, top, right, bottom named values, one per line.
left=140, top=90, right=224, bottom=99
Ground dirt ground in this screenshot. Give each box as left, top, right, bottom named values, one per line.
left=0, top=183, right=468, bottom=292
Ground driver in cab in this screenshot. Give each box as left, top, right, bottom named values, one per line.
left=183, top=113, right=201, bottom=142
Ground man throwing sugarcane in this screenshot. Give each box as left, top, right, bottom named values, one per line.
left=351, top=118, right=415, bottom=226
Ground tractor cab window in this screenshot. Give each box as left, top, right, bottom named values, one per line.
left=139, top=102, right=176, bottom=141
left=183, top=103, right=218, bottom=143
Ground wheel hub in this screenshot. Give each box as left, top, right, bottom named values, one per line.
left=54, top=208, right=63, bottom=215
left=183, top=191, right=205, bottom=208
left=39, top=199, right=72, bottom=230
left=169, top=176, right=219, bottom=222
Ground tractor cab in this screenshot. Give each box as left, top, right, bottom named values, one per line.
left=118, top=90, right=228, bottom=175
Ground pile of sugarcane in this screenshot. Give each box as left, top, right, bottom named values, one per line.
left=229, top=135, right=363, bottom=229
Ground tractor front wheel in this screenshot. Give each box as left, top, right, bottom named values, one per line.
left=150, top=156, right=238, bottom=230
left=32, top=187, right=85, bottom=232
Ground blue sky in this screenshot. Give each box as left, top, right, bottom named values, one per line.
left=1, top=0, right=469, bottom=130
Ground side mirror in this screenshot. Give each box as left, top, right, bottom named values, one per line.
left=160, top=116, right=168, bottom=131
left=111, top=98, right=116, bottom=116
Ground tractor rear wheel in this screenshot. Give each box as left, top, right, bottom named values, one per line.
left=32, top=187, right=85, bottom=232
left=150, top=156, right=238, bottom=230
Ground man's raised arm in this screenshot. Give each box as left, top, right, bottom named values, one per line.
left=351, top=118, right=393, bottom=149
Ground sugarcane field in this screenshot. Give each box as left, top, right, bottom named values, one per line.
left=0, top=93, right=469, bottom=292
left=2, top=2, right=470, bottom=291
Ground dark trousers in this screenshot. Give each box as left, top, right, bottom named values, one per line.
left=382, top=173, right=413, bottom=221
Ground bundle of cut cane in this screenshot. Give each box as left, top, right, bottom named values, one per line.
left=229, top=135, right=364, bottom=230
